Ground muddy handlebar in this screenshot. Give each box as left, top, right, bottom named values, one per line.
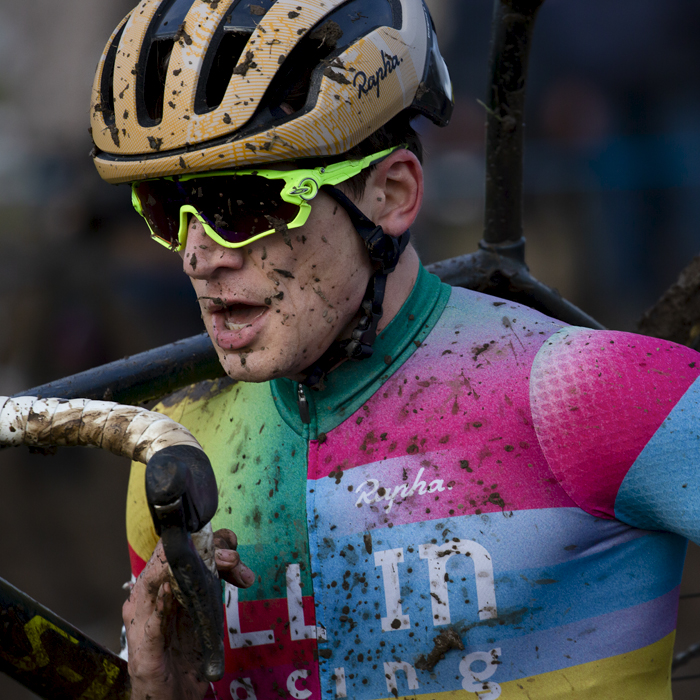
left=0, top=396, right=225, bottom=683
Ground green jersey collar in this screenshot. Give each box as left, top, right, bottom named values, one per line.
left=271, top=264, right=451, bottom=438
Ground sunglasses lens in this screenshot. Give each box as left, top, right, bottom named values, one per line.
left=133, top=180, right=183, bottom=247
left=183, top=175, right=299, bottom=245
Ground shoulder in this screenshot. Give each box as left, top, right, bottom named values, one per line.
left=154, top=375, right=238, bottom=420
left=126, top=375, right=279, bottom=573
left=151, top=375, right=277, bottom=432
left=530, top=327, right=700, bottom=518
left=422, top=286, right=568, bottom=366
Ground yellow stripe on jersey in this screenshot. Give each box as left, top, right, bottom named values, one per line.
left=125, top=391, right=191, bottom=567
left=388, top=632, right=674, bottom=700
left=125, top=460, right=158, bottom=566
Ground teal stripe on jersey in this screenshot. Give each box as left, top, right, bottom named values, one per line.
left=615, top=375, right=700, bottom=541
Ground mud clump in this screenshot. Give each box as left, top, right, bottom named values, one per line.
left=311, top=20, right=343, bottom=49
left=415, top=629, right=465, bottom=671
left=234, top=51, right=257, bottom=77
left=324, top=67, right=351, bottom=85
left=265, top=215, right=292, bottom=248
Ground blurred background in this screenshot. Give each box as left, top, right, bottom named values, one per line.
left=1, top=0, right=700, bottom=697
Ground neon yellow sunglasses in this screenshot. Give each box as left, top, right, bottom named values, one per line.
left=131, top=146, right=400, bottom=251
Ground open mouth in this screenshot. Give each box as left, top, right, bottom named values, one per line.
left=222, top=303, right=268, bottom=331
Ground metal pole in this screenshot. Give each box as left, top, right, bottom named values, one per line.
left=483, top=0, right=545, bottom=248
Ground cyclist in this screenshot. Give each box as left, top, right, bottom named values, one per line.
left=91, top=1, right=700, bottom=699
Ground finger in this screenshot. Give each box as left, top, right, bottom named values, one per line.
left=129, top=542, right=171, bottom=624
left=215, top=548, right=256, bottom=588
left=128, top=583, right=171, bottom=681
left=213, top=528, right=238, bottom=550
left=142, top=542, right=170, bottom=595
left=142, top=583, right=174, bottom=647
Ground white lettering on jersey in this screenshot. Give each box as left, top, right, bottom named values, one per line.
left=355, top=467, right=448, bottom=512
left=286, top=564, right=326, bottom=641
left=459, top=648, right=502, bottom=698
left=374, top=548, right=411, bottom=631
left=419, top=541, right=497, bottom=624
left=333, top=667, right=347, bottom=698
left=286, top=670, right=312, bottom=699
left=224, top=582, right=275, bottom=649
left=230, top=678, right=257, bottom=700
left=383, top=661, right=419, bottom=695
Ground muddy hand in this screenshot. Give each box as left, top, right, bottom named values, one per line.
left=213, top=528, right=256, bottom=588
left=123, top=541, right=209, bottom=700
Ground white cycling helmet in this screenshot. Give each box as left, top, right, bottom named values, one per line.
left=90, top=0, right=454, bottom=184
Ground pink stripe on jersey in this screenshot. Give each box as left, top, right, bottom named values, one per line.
left=309, top=296, right=577, bottom=517
left=530, top=328, right=700, bottom=519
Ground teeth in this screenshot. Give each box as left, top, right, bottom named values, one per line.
left=225, top=320, right=250, bottom=331
left=224, top=308, right=266, bottom=331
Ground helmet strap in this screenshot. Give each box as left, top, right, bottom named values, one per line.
left=302, top=186, right=410, bottom=390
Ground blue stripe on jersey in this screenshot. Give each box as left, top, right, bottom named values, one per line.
left=315, top=455, right=651, bottom=567
left=309, top=505, right=685, bottom=696
left=615, top=375, right=700, bottom=541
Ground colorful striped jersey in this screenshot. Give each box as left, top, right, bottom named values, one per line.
left=126, top=265, right=700, bottom=699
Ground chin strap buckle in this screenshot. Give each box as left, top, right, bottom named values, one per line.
left=364, top=227, right=407, bottom=274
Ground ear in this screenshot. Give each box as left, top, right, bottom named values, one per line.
left=362, top=149, right=424, bottom=238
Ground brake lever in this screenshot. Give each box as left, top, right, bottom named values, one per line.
left=145, top=445, right=225, bottom=682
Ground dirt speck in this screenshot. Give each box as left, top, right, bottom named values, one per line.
left=249, top=4, right=266, bottom=16
left=147, top=136, right=163, bottom=151
left=175, top=23, right=193, bottom=46
left=415, top=82, right=429, bottom=100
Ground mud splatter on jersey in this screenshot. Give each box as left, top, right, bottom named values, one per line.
left=126, top=265, right=700, bottom=699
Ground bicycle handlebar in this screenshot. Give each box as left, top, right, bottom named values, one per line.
left=0, top=395, right=225, bottom=682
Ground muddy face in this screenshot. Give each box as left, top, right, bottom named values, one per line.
left=181, top=190, right=372, bottom=382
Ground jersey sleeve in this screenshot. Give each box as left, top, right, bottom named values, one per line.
left=126, top=459, right=158, bottom=578
left=124, top=377, right=238, bottom=577
left=125, top=387, right=192, bottom=578
left=529, top=326, right=700, bottom=541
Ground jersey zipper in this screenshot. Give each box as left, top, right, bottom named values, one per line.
left=297, top=383, right=311, bottom=425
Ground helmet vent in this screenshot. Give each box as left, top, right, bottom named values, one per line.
left=98, top=23, right=126, bottom=127
left=196, top=29, right=252, bottom=114
left=142, top=39, right=175, bottom=124
left=253, top=0, right=396, bottom=121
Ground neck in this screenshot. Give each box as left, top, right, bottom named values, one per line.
left=290, top=244, right=421, bottom=385
left=375, top=243, right=420, bottom=334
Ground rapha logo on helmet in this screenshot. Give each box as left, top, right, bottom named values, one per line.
left=353, top=51, right=404, bottom=100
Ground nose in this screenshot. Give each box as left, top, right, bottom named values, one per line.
left=181, top=216, right=245, bottom=278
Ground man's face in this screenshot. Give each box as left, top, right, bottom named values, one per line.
left=180, top=186, right=373, bottom=382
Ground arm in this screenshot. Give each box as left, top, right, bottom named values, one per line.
left=530, top=326, right=700, bottom=531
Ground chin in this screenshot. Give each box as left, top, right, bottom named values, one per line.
left=216, top=348, right=299, bottom=383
